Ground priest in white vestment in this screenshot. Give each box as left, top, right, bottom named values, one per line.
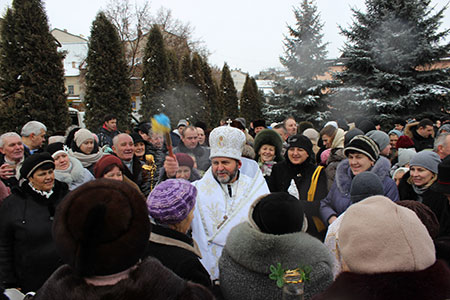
left=191, top=125, right=269, bottom=280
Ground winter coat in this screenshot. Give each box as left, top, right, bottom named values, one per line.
left=53, top=156, right=94, bottom=190
left=0, top=180, right=69, bottom=293
left=145, top=224, right=211, bottom=288
left=118, top=155, right=151, bottom=196
left=173, top=143, right=211, bottom=172
left=267, top=158, right=328, bottom=240
left=320, top=156, right=399, bottom=223
left=398, top=171, right=450, bottom=237
left=405, top=122, right=434, bottom=152
left=324, top=148, right=345, bottom=190
left=219, top=222, right=334, bottom=300
left=147, top=143, right=167, bottom=172
left=32, top=257, right=214, bottom=300
left=96, top=126, right=119, bottom=148
left=312, top=260, right=450, bottom=300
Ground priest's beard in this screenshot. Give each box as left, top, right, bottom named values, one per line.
left=214, top=165, right=239, bottom=184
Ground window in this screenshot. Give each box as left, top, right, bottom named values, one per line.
left=68, top=85, right=74, bottom=95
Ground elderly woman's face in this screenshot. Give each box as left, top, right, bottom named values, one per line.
left=258, top=144, right=276, bottom=162
left=410, top=166, right=434, bottom=187
left=176, top=166, right=191, bottom=180
left=54, top=153, right=70, bottom=170
left=103, top=166, right=123, bottom=181
left=287, top=147, right=308, bottom=165
left=29, top=168, right=55, bottom=192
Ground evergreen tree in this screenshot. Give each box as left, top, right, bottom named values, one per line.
left=163, top=49, right=185, bottom=127
left=240, top=75, right=263, bottom=122
left=331, top=0, right=450, bottom=122
left=84, top=12, right=131, bottom=131
left=191, top=52, right=210, bottom=125
left=220, top=63, right=239, bottom=119
left=200, top=58, right=221, bottom=127
left=0, top=0, right=69, bottom=134
left=140, top=25, right=169, bottom=121
left=266, top=0, right=330, bottom=124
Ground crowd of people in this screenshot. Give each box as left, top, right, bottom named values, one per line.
left=0, top=114, right=449, bottom=299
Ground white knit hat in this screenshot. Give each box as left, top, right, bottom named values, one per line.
left=209, top=126, right=245, bottom=160
left=339, top=196, right=435, bottom=274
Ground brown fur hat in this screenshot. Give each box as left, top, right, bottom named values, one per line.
left=53, top=179, right=151, bottom=276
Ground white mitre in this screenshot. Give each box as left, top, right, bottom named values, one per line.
left=209, top=125, right=246, bottom=160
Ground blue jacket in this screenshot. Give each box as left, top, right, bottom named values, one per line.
left=320, top=156, right=399, bottom=223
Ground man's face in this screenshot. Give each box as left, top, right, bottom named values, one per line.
left=285, top=119, right=297, bottom=136
left=437, top=135, right=450, bottom=159
left=389, top=134, right=399, bottom=149
left=417, top=125, right=434, bottom=138
left=105, top=119, right=117, bottom=131
left=254, top=126, right=265, bottom=135
left=30, top=128, right=46, bottom=149
left=212, top=157, right=241, bottom=184
left=150, top=132, right=164, bottom=149
left=178, top=125, right=186, bottom=135
left=273, top=127, right=288, bottom=141
left=0, top=136, right=24, bottom=162
left=394, top=124, right=404, bottom=131
left=113, top=134, right=134, bottom=161
left=182, top=128, right=198, bottom=149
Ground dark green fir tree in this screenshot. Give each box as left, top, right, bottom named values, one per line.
left=240, top=75, right=263, bottom=123
left=265, top=0, right=330, bottom=124
left=140, top=25, right=170, bottom=122
left=191, top=52, right=210, bottom=125
left=200, top=58, right=221, bottom=127
left=84, top=12, right=131, bottom=131
left=220, top=63, right=239, bottom=119
left=330, top=0, right=450, bottom=122
left=0, top=0, right=69, bottom=134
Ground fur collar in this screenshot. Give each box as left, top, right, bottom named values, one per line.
left=314, top=260, right=450, bottom=300
left=34, top=257, right=213, bottom=300
left=335, top=156, right=391, bottom=195
left=224, top=222, right=333, bottom=274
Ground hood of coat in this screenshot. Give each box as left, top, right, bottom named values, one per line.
left=335, top=156, right=391, bottom=195
left=223, top=222, right=333, bottom=274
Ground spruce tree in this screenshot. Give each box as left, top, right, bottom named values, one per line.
left=140, top=25, right=169, bottom=122
left=331, top=0, right=450, bottom=122
left=0, top=0, right=69, bottom=134
left=163, top=49, right=185, bottom=126
left=240, top=75, right=263, bottom=122
left=201, top=58, right=221, bottom=127
left=266, top=0, right=330, bottom=124
left=191, top=52, right=210, bottom=125
left=220, top=63, right=239, bottom=119
left=84, top=12, right=131, bottom=131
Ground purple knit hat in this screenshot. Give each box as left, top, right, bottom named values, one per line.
left=147, top=179, right=197, bottom=224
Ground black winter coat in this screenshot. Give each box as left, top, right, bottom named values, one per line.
left=145, top=224, right=211, bottom=288
left=0, top=180, right=68, bottom=293
left=312, top=260, right=450, bottom=300
left=173, top=143, right=211, bottom=172
left=267, top=158, right=328, bottom=240
left=33, top=257, right=214, bottom=300
left=398, top=171, right=450, bottom=237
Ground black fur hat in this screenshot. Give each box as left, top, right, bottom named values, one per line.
left=53, top=179, right=151, bottom=276
left=253, top=129, right=284, bottom=162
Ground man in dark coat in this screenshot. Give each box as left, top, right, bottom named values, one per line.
left=173, top=126, right=210, bottom=171
left=405, top=118, right=435, bottom=152
left=97, top=114, right=120, bottom=148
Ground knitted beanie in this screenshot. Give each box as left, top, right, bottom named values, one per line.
left=147, top=179, right=197, bottom=225
left=249, top=192, right=305, bottom=235
left=339, top=196, right=435, bottom=274
left=365, top=130, right=389, bottom=151
left=344, top=135, right=380, bottom=161
left=349, top=171, right=384, bottom=203
left=357, top=120, right=376, bottom=133
left=74, top=128, right=94, bottom=147
left=20, top=152, right=55, bottom=179
left=409, top=151, right=441, bottom=174
left=303, top=128, right=319, bottom=143
left=344, top=128, right=364, bottom=146
left=396, top=135, right=415, bottom=149
left=286, top=134, right=314, bottom=159
left=46, top=142, right=67, bottom=158
left=397, top=148, right=416, bottom=167
left=175, top=153, right=194, bottom=169
left=53, top=179, right=151, bottom=276
left=388, top=129, right=403, bottom=137
left=93, top=155, right=124, bottom=178
left=397, top=200, right=440, bottom=239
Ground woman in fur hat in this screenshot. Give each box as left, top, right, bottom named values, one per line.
left=0, top=153, right=69, bottom=293
left=313, top=196, right=450, bottom=300
left=33, top=179, right=213, bottom=300
left=253, top=129, right=284, bottom=178
left=67, top=128, right=104, bottom=174
left=320, top=135, right=399, bottom=226
left=46, top=142, right=94, bottom=190
left=267, top=134, right=328, bottom=240
left=398, top=151, right=450, bottom=237
left=219, top=192, right=334, bottom=300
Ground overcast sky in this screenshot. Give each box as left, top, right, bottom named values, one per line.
left=0, top=0, right=449, bottom=75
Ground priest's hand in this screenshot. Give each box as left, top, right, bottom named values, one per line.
left=164, top=155, right=179, bottom=178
